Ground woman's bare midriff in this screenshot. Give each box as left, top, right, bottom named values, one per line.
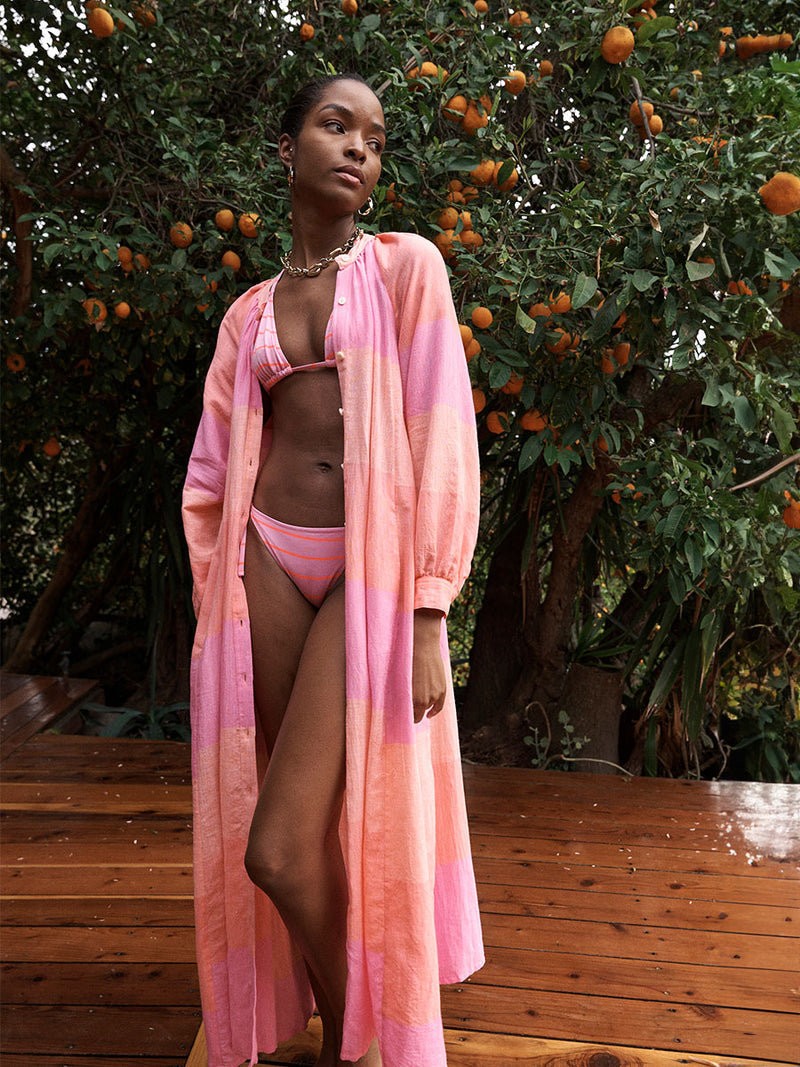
left=252, top=366, right=345, bottom=528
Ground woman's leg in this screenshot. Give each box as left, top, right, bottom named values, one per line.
left=243, top=523, right=380, bottom=1066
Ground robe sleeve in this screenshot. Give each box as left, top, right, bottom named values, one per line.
left=374, top=233, right=481, bottom=617
left=182, top=289, right=257, bottom=617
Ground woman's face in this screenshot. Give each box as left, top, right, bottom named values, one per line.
left=280, top=80, right=386, bottom=216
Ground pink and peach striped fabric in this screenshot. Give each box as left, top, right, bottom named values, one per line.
left=182, top=232, right=483, bottom=1067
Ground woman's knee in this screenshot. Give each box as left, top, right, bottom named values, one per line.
left=244, top=829, right=300, bottom=897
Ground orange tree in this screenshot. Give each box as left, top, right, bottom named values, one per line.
left=2, top=0, right=799, bottom=774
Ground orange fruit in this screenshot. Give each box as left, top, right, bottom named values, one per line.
left=459, top=210, right=473, bottom=232
left=520, top=408, right=547, bottom=432
left=133, top=253, right=150, bottom=270
left=443, top=95, right=468, bottom=122
left=460, top=230, right=484, bottom=249
left=628, top=100, right=654, bottom=126
left=82, top=297, right=107, bottom=323
left=299, top=22, right=314, bottom=41
left=727, top=280, right=753, bottom=296
left=221, top=250, right=241, bottom=271
left=215, top=208, right=235, bottom=231
left=504, top=70, right=527, bottom=95
left=385, top=182, right=403, bottom=207
left=469, top=158, right=495, bottom=187
left=646, top=113, right=663, bottom=136
left=437, top=206, right=459, bottom=230
left=117, top=246, right=133, bottom=266
left=538, top=59, right=553, bottom=76
left=669, top=86, right=680, bottom=101
left=6, top=353, right=25, bottom=372
left=461, top=184, right=479, bottom=201
left=601, top=26, right=635, bottom=64
left=782, top=502, right=800, bottom=529
left=43, top=436, right=62, bottom=457
left=132, top=2, right=157, bottom=27
left=545, top=328, right=578, bottom=354
left=509, top=11, right=531, bottom=29
left=342, top=0, right=358, bottom=12
left=501, top=371, right=524, bottom=395
left=462, top=100, right=490, bottom=134
left=459, top=323, right=474, bottom=347
left=434, top=229, right=458, bottom=259
left=612, top=341, right=631, bottom=367
left=238, top=212, right=261, bottom=237
left=114, top=301, right=131, bottom=319
left=486, top=410, right=511, bottom=434
left=474, top=0, right=488, bottom=12
left=472, top=387, right=487, bottom=413
left=548, top=290, right=571, bottom=314
left=170, top=222, right=193, bottom=248
left=759, top=172, right=800, bottom=216
left=471, top=305, right=493, bottom=329
left=464, top=338, right=481, bottom=360
left=493, top=161, right=519, bottom=191
left=87, top=7, right=114, bottom=37
left=527, top=301, right=551, bottom=322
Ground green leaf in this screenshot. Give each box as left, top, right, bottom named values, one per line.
left=662, top=503, right=687, bottom=540
left=361, top=13, right=381, bottom=31
left=764, top=248, right=800, bottom=279
left=519, top=433, right=544, bottom=472
left=686, top=224, right=709, bottom=260
left=637, top=15, right=676, bottom=43
left=686, top=260, right=715, bottom=282
left=684, top=536, right=703, bottom=579
left=701, top=380, right=721, bottom=407
left=589, top=294, right=618, bottom=340
left=571, top=272, right=598, bottom=309
left=633, top=269, right=658, bottom=292
left=732, top=395, right=756, bottom=431
left=667, top=568, right=688, bottom=605
left=43, top=243, right=66, bottom=266
left=769, top=403, right=797, bottom=453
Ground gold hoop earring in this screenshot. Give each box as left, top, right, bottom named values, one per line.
left=358, top=196, right=374, bottom=217
left=288, top=165, right=295, bottom=187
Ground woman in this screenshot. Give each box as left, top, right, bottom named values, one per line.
left=183, top=74, right=483, bottom=1067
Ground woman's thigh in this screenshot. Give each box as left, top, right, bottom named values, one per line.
left=243, top=520, right=347, bottom=845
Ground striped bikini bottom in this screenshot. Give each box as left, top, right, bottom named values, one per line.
left=238, top=504, right=345, bottom=608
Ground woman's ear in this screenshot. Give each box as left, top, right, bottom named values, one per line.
left=278, top=133, right=294, bottom=173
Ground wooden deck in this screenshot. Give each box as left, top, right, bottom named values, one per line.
left=1, top=724, right=798, bottom=1066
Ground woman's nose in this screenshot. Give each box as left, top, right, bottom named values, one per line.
left=346, top=139, right=367, bottom=162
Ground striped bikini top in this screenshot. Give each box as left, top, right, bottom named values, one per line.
left=252, top=274, right=336, bottom=393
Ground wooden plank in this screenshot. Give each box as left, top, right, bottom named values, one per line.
left=462, top=765, right=800, bottom=810
left=0, top=675, right=51, bottom=714
left=0, top=896, right=194, bottom=926
left=471, top=946, right=799, bottom=1014
left=479, top=912, right=798, bottom=972
left=0, top=677, right=101, bottom=759
left=2, top=961, right=200, bottom=1005
left=255, top=1015, right=793, bottom=1067
left=0, top=780, right=192, bottom=814
left=2, top=926, right=197, bottom=963
left=442, top=1028, right=796, bottom=1067
left=0, top=735, right=191, bottom=783
left=473, top=832, right=798, bottom=878
left=1, top=841, right=193, bottom=866
left=1, top=864, right=194, bottom=896
left=2, top=1058, right=178, bottom=1067
left=440, top=982, right=800, bottom=1062
left=0, top=812, right=193, bottom=845
left=477, top=880, right=800, bottom=936
left=0, top=1003, right=201, bottom=1057
left=474, top=856, right=797, bottom=908
left=185, top=1021, right=208, bottom=1067
left=467, top=810, right=800, bottom=852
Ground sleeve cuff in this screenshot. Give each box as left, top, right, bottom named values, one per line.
left=414, top=576, right=457, bottom=616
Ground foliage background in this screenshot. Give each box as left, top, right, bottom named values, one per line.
left=2, top=0, right=798, bottom=776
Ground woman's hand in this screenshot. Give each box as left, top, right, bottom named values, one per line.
left=412, top=608, right=446, bottom=722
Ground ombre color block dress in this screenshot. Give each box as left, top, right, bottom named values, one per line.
left=182, top=232, right=484, bottom=1067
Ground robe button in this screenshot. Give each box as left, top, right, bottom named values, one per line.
left=338, top=296, right=346, bottom=305
left=338, top=407, right=343, bottom=416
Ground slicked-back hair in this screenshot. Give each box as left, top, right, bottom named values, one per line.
left=280, top=73, right=372, bottom=139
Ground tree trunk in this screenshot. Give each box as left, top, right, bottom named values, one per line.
left=3, top=455, right=128, bottom=674
left=460, top=518, right=526, bottom=735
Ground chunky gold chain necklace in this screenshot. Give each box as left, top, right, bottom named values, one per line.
left=280, top=227, right=363, bottom=278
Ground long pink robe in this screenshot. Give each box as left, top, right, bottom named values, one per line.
left=182, top=231, right=484, bottom=1067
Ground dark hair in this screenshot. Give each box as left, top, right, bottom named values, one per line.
left=280, top=73, right=372, bottom=138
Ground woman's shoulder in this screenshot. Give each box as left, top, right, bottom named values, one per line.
left=223, top=276, right=275, bottom=324
left=371, top=230, right=447, bottom=282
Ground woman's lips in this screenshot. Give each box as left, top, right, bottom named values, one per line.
left=334, top=169, right=363, bottom=187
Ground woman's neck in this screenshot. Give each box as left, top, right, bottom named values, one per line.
left=287, top=209, right=360, bottom=271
